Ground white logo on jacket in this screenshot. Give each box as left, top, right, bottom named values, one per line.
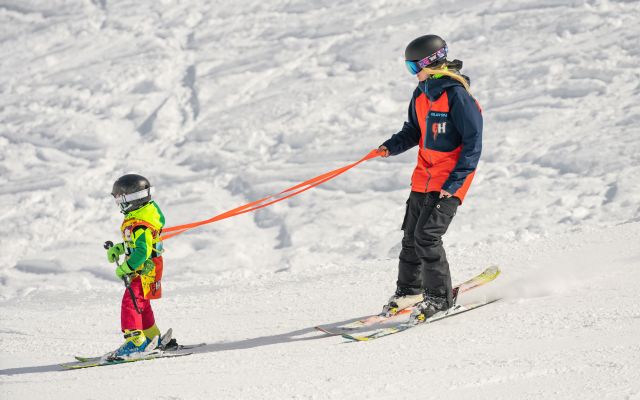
left=432, top=122, right=447, bottom=138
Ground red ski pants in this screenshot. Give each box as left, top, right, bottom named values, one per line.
left=121, top=277, right=155, bottom=331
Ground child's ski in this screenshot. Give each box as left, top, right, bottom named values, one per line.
left=315, top=266, right=500, bottom=335
left=73, top=343, right=206, bottom=363
left=70, top=328, right=205, bottom=364
left=61, top=350, right=195, bottom=370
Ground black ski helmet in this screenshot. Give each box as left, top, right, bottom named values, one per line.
left=405, top=34, right=448, bottom=66
left=112, top=174, right=152, bottom=213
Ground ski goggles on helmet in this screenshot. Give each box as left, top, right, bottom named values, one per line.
left=405, top=45, right=448, bottom=75
left=113, top=187, right=151, bottom=209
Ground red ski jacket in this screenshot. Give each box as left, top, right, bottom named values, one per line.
left=382, top=75, right=482, bottom=203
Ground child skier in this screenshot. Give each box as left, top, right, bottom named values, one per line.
left=105, top=173, right=173, bottom=359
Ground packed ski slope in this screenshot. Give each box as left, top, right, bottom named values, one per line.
left=1, top=0, right=639, bottom=399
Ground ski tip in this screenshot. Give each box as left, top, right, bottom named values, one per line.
left=484, top=265, right=501, bottom=275
left=475, top=265, right=501, bottom=282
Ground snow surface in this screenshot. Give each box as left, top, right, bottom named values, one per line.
left=1, top=0, right=639, bottom=398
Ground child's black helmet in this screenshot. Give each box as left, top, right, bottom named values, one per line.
left=112, top=174, right=152, bottom=213
left=405, top=34, right=448, bottom=66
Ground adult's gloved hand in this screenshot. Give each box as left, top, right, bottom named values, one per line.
left=115, top=261, right=135, bottom=279
left=106, top=242, right=126, bottom=263
left=378, top=145, right=390, bottom=158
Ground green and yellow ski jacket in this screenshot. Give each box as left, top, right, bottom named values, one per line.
left=121, top=201, right=165, bottom=299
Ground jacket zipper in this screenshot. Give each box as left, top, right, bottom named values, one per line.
left=423, top=80, right=433, bottom=192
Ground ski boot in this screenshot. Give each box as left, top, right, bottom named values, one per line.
left=106, top=329, right=158, bottom=361
left=381, top=288, right=424, bottom=316
left=408, top=294, right=449, bottom=325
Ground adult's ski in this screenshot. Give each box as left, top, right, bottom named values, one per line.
left=342, top=298, right=499, bottom=341
left=315, top=265, right=500, bottom=335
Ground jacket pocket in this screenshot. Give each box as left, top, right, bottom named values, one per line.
left=435, top=197, right=459, bottom=218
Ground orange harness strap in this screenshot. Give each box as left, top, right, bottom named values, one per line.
left=121, top=219, right=160, bottom=237
left=161, top=149, right=381, bottom=241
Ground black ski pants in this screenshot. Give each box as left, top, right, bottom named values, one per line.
left=397, top=191, right=459, bottom=307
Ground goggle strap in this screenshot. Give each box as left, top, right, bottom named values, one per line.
left=417, top=46, right=448, bottom=69
left=115, top=187, right=151, bottom=205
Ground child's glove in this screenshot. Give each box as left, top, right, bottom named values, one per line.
left=115, top=262, right=135, bottom=279
left=106, top=242, right=125, bottom=263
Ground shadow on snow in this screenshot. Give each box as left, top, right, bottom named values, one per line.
left=0, top=315, right=364, bottom=376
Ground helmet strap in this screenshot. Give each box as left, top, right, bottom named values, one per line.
left=120, top=202, right=133, bottom=214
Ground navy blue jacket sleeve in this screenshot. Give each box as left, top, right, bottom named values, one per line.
left=381, top=89, right=421, bottom=155
left=442, top=86, right=483, bottom=194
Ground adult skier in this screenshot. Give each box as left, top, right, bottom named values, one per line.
left=378, top=34, right=483, bottom=322
left=105, top=174, right=173, bottom=358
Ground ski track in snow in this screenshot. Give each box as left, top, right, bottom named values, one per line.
left=1, top=0, right=639, bottom=399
